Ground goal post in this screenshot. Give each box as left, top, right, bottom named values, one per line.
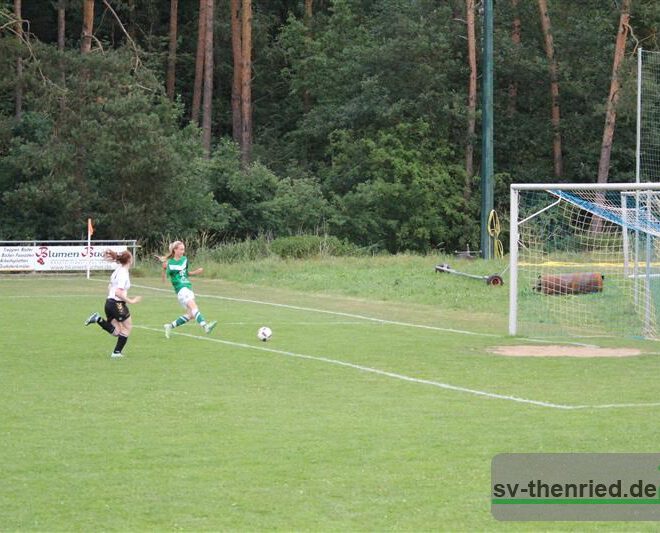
left=509, top=183, right=660, bottom=339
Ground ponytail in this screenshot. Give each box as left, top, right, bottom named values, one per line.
left=156, top=240, right=184, bottom=263
left=105, top=249, right=133, bottom=266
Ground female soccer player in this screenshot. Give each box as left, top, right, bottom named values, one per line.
left=158, top=240, right=217, bottom=338
left=84, top=249, right=142, bottom=358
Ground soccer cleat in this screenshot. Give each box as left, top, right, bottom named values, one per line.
left=164, top=324, right=172, bottom=339
left=84, top=312, right=100, bottom=326
left=110, top=352, right=123, bottom=358
left=205, top=321, right=218, bottom=335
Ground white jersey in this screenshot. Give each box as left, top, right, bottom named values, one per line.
left=107, top=265, right=130, bottom=301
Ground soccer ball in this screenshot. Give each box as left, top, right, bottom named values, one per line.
left=257, top=326, right=272, bottom=342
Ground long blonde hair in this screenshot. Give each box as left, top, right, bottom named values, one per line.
left=155, top=240, right=184, bottom=263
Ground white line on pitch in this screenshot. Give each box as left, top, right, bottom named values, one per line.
left=132, top=283, right=501, bottom=338
left=131, top=282, right=600, bottom=347
left=136, top=325, right=660, bottom=411
left=223, top=321, right=368, bottom=326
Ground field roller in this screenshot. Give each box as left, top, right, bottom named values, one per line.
left=535, top=272, right=604, bottom=295
left=434, top=263, right=504, bottom=286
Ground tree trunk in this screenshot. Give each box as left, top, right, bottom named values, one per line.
left=127, top=0, right=136, bottom=40
left=230, top=0, right=242, bottom=143
left=81, top=0, right=94, bottom=53
left=537, top=0, right=563, bottom=177
left=14, top=0, right=22, bottom=121
left=507, top=0, right=520, bottom=115
left=191, top=0, right=207, bottom=125
left=597, top=0, right=631, bottom=184
left=201, top=0, right=214, bottom=156
left=57, top=0, right=66, bottom=51
left=57, top=0, right=66, bottom=116
left=240, top=0, right=252, bottom=166
left=302, top=0, right=313, bottom=114
left=465, top=0, right=477, bottom=187
left=166, top=0, right=179, bottom=100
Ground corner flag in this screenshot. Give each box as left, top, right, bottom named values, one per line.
left=86, top=218, right=94, bottom=279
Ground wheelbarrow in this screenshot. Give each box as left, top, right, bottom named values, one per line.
left=435, top=263, right=504, bottom=286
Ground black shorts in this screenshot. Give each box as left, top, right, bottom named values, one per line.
left=105, top=298, right=131, bottom=322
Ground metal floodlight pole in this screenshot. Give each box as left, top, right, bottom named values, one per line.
left=480, top=0, right=494, bottom=259
left=635, top=47, right=642, bottom=183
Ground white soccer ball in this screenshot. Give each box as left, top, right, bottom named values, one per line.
left=257, top=326, right=272, bottom=342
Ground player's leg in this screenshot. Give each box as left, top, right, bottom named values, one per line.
left=84, top=300, right=118, bottom=335
left=111, top=317, right=131, bottom=358
left=164, top=288, right=194, bottom=337
left=187, top=297, right=216, bottom=333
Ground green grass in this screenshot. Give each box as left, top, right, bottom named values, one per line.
left=2, top=255, right=660, bottom=531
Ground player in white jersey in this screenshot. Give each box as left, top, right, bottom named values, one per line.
left=84, top=250, right=142, bottom=358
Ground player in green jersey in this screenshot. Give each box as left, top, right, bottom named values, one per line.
left=158, top=240, right=217, bottom=338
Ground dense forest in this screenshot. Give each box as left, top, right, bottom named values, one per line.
left=0, top=0, right=658, bottom=252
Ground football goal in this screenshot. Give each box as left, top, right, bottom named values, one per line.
left=509, top=183, right=660, bottom=339
left=636, top=49, right=660, bottom=183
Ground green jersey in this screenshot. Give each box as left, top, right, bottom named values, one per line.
left=166, top=256, right=193, bottom=293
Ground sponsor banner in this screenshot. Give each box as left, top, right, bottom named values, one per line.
left=0, top=246, right=34, bottom=271
left=0, top=245, right=128, bottom=271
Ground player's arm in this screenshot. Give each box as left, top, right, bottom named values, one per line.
left=189, top=267, right=204, bottom=276
left=115, top=287, right=142, bottom=304
left=161, top=261, right=167, bottom=282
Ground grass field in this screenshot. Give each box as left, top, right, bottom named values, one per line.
left=3, top=255, right=660, bottom=531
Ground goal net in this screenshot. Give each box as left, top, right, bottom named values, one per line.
left=509, top=183, right=660, bottom=339
left=637, top=49, right=660, bottom=183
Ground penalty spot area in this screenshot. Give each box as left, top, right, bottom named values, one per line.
left=489, top=345, right=642, bottom=358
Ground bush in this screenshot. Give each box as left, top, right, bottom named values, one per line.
left=270, top=235, right=361, bottom=259
left=209, top=236, right=273, bottom=264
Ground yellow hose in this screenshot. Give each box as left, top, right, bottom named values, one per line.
left=487, top=209, right=504, bottom=259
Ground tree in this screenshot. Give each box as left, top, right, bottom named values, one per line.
left=303, top=0, right=313, bottom=113
left=14, top=0, right=22, bottom=120
left=81, top=0, right=94, bottom=53
left=465, top=0, right=477, bottom=185
left=230, top=0, right=242, bottom=143
left=507, top=0, right=521, bottom=115
left=240, top=0, right=253, bottom=165
left=201, top=0, right=214, bottom=155
left=0, top=46, right=218, bottom=241
left=191, top=0, right=207, bottom=124
left=166, top=0, right=179, bottom=100
left=537, top=0, right=563, bottom=177
left=597, top=0, right=632, bottom=184
left=57, top=0, right=65, bottom=52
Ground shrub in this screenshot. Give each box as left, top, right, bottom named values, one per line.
left=209, top=236, right=273, bottom=264
left=271, top=235, right=361, bottom=259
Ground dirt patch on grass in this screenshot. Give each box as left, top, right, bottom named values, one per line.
left=489, top=345, right=642, bottom=358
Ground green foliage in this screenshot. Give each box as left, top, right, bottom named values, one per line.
left=205, top=139, right=335, bottom=239
left=0, top=44, right=218, bottom=242
left=205, top=236, right=273, bottom=264
left=323, top=122, right=475, bottom=253
left=270, top=234, right=361, bottom=259
left=1, top=0, right=660, bottom=250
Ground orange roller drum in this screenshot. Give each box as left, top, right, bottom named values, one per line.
left=536, top=272, right=604, bottom=295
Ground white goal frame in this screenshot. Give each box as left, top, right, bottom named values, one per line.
left=509, top=182, right=660, bottom=337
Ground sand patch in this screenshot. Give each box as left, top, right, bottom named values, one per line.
left=489, top=345, right=642, bottom=358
